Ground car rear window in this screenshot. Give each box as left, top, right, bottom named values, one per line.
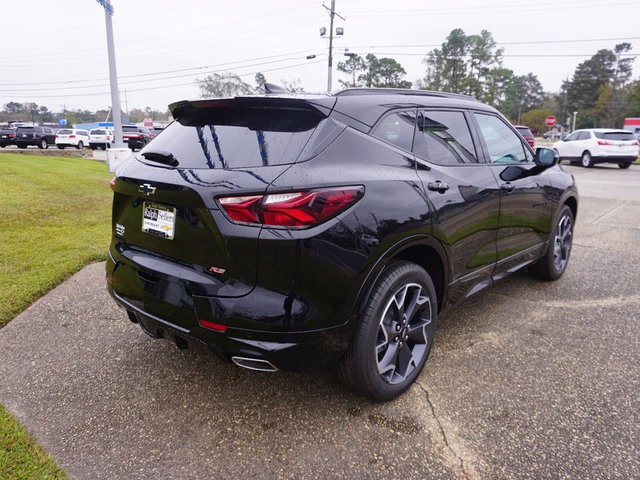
left=138, top=105, right=333, bottom=169
left=122, top=126, right=138, bottom=132
left=58, top=129, right=72, bottom=134
left=516, top=127, right=533, bottom=137
left=593, top=131, right=635, bottom=141
left=90, top=129, right=106, bottom=135
left=16, top=127, right=34, bottom=133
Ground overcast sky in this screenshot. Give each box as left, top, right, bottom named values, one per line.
left=2, top=0, right=639, bottom=114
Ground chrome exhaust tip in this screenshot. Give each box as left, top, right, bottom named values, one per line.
left=232, top=356, right=278, bottom=372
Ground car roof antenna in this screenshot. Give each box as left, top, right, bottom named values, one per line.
left=264, top=83, right=288, bottom=95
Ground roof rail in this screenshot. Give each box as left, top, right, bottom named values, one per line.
left=334, top=87, right=478, bottom=102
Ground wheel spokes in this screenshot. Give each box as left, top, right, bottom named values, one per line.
left=376, top=283, right=432, bottom=384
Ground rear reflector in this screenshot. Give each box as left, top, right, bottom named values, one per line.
left=110, top=177, right=116, bottom=191
left=199, top=319, right=227, bottom=332
left=219, top=187, right=364, bottom=228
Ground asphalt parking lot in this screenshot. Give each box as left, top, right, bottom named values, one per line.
left=1, top=164, right=638, bottom=479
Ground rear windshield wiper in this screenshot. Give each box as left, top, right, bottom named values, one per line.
left=141, top=150, right=179, bottom=167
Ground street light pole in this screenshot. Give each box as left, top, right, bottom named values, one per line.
left=103, top=3, right=124, bottom=148
left=327, top=0, right=335, bottom=92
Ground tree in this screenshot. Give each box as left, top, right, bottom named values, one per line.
left=375, top=58, right=411, bottom=88
left=421, top=28, right=519, bottom=105
left=196, top=72, right=254, bottom=98
left=337, top=54, right=366, bottom=88
left=422, top=28, right=468, bottom=93
left=281, top=78, right=305, bottom=93
left=520, top=109, right=553, bottom=136
left=566, top=49, right=616, bottom=112
left=254, top=72, right=267, bottom=92
left=4, top=102, right=23, bottom=115
left=498, top=73, right=545, bottom=123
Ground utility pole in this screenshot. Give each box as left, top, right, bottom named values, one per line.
left=322, top=0, right=345, bottom=93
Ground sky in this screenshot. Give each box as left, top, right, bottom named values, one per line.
left=2, top=0, right=640, bottom=115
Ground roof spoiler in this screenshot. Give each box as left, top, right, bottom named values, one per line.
left=168, top=95, right=337, bottom=121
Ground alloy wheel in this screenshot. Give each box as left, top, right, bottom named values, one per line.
left=376, top=283, right=431, bottom=384
left=553, top=214, right=573, bottom=273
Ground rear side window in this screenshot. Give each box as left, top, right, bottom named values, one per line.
left=474, top=113, right=530, bottom=163
left=139, top=106, right=329, bottom=169
left=371, top=111, right=416, bottom=152
left=413, top=110, right=477, bottom=164
left=594, top=131, right=635, bottom=141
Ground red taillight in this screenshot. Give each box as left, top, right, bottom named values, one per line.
left=69, top=135, right=76, bottom=138
left=110, top=177, right=116, bottom=191
left=55, top=134, right=59, bottom=138
left=32, top=133, right=36, bottom=139
left=8, top=133, right=14, bottom=138
left=199, top=319, right=227, bottom=332
left=219, top=187, right=363, bottom=228
left=598, top=140, right=611, bottom=146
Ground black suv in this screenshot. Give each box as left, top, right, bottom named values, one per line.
left=0, top=126, right=16, bottom=147
left=107, top=87, right=578, bottom=400
left=122, top=125, right=150, bottom=150
left=14, top=126, right=56, bottom=149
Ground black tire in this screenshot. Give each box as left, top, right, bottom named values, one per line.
left=338, top=261, right=437, bottom=401
left=39, top=138, right=48, bottom=149
left=581, top=151, right=593, bottom=168
left=58, top=145, right=65, bottom=150
left=76, top=141, right=83, bottom=150
left=529, top=205, right=574, bottom=281
left=17, top=143, right=26, bottom=149
left=618, top=162, right=631, bottom=169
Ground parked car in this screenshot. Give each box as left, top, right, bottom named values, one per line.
left=89, top=128, right=114, bottom=150
left=553, top=128, right=639, bottom=168
left=106, top=87, right=578, bottom=401
left=0, top=126, right=16, bottom=147
left=514, top=125, right=535, bottom=148
left=122, top=125, right=150, bottom=150
left=150, top=126, right=164, bottom=138
left=55, top=129, right=89, bottom=149
left=14, top=126, right=56, bottom=149
left=543, top=131, right=567, bottom=140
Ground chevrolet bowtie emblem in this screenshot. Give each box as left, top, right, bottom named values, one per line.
left=139, top=183, right=156, bottom=195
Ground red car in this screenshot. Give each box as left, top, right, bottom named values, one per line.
left=515, top=125, right=535, bottom=148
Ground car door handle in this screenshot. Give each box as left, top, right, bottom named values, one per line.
left=501, top=182, right=515, bottom=193
left=427, top=181, right=449, bottom=193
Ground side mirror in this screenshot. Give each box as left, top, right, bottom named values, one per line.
left=535, top=147, right=557, bottom=167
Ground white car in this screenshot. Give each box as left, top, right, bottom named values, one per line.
left=553, top=128, right=639, bottom=169
left=88, top=128, right=114, bottom=150
left=55, top=129, right=89, bottom=150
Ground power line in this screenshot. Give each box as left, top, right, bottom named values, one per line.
left=0, top=59, right=325, bottom=99
left=0, top=50, right=322, bottom=87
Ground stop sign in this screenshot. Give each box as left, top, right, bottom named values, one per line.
left=545, top=115, right=556, bottom=127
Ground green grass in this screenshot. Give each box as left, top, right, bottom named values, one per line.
left=0, top=153, right=113, bottom=328
left=0, top=153, right=113, bottom=479
left=0, top=405, right=68, bottom=479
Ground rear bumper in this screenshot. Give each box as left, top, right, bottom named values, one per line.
left=592, top=155, right=637, bottom=163
left=107, top=279, right=352, bottom=371
left=106, top=246, right=355, bottom=371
